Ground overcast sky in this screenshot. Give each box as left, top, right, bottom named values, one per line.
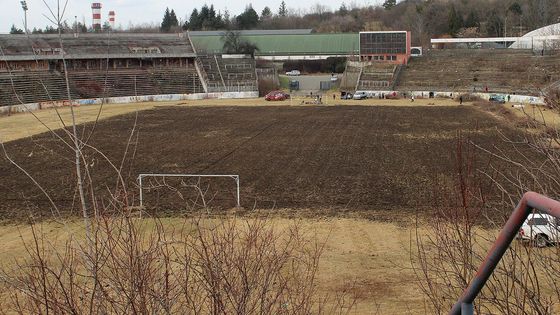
left=1, top=0, right=383, bottom=33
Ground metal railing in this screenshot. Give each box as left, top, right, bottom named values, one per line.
left=450, top=192, right=560, bottom=315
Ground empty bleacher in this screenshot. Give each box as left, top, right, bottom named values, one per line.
left=396, top=49, right=560, bottom=94
left=0, top=67, right=204, bottom=107
left=357, top=63, right=398, bottom=90
left=0, top=71, right=78, bottom=106
left=68, top=68, right=204, bottom=98
left=197, top=55, right=257, bottom=92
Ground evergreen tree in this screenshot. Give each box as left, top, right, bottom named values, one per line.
left=169, top=9, right=179, bottom=30
left=10, top=24, right=24, bottom=34
left=448, top=6, right=464, bottom=36
left=383, top=0, right=397, bottom=10
left=261, top=6, right=272, bottom=21
left=339, top=3, right=348, bottom=15
left=279, top=1, right=288, bottom=17
left=223, top=9, right=231, bottom=29
left=236, top=5, right=259, bottom=29
left=465, top=11, right=480, bottom=28
left=161, top=8, right=171, bottom=32
left=160, top=8, right=178, bottom=32
left=186, top=8, right=200, bottom=30
left=509, top=2, right=523, bottom=16
left=486, top=10, right=503, bottom=37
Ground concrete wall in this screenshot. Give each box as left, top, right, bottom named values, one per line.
left=355, top=90, right=546, bottom=105
left=0, top=92, right=259, bottom=115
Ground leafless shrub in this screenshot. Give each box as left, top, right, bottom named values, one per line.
left=0, top=215, right=355, bottom=314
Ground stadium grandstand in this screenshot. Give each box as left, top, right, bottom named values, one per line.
left=1, top=25, right=559, bottom=108
left=395, top=49, right=560, bottom=95
left=339, top=31, right=411, bottom=92
left=0, top=32, right=259, bottom=108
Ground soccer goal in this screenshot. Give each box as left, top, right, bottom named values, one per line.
left=137, top=174, right=240, bottom=208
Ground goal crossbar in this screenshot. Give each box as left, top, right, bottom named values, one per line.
left=137, top=174, right=240, bottom=208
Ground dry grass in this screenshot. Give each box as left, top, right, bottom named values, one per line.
left=508, top=104, right=560, bottom=129
left=0, top=102, right=158, bottom=143
left=0, top=217, right=426, bottom=314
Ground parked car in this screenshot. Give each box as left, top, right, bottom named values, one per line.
left=285, top=70, right=301, bottom=76
left=341, top=92, right=353, bottom=100
left=518, top=213, right=560, bottom=247
left=353, top=91, right=368, bottom=100
left=489, top=94, right=506, bottom=104
left=265, top=91, right=290, bottom=101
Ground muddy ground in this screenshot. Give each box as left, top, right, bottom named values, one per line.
left=0, top=105, right=528, bottom=221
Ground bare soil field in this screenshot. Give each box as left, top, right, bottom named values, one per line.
left=0, top=104, right=526, bottom=221
left=0, top=98, right=464, bottom=143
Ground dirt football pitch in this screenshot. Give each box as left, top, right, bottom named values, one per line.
left=0, top=104, right=525, bottom=220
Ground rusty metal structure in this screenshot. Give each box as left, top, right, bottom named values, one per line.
left=450, top=192, right=560, bottom=315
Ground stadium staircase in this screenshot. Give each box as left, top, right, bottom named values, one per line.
left=396, top=49, right=560, bottom=95
left=339, top=64, right=360, bottom=91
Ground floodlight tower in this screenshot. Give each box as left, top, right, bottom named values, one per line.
left=20, top=1, right=28, bottom=34
left=91, top=2, right=102, bottom=30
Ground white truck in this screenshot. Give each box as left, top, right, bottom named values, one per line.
left=518, top=213, right=560, bottom=247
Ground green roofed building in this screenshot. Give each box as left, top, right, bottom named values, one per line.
left=189, top=30, right=360, bottom=60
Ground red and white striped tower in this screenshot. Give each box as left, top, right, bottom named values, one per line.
left=108, top=11, right=115, bottom=29
left=91, top=3, right=102, bottom=30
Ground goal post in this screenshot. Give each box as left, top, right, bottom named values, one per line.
left=137, top=174, right=240, bottom=208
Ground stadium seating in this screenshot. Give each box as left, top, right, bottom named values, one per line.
left=197, top=55, right=258, bottom=92
left=357, top=63, right=399, bottom=90
left=0, top=68, right=204, bottom=107
left=396, top=49, right=560, bottom=95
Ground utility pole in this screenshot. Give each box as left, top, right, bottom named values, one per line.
left=504, top=15, right=507, bottom=48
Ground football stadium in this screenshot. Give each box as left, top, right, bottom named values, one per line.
left=1, top=1, right=560, bottom=314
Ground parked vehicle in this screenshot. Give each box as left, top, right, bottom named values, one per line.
left=285, top=70, right=301, bottom=76
left=489, top=94, right=506, bottom=103
left=353, top=91, right=368, bottom=100
left=265, top=90, right=290, bottom=101
left=518, top=213, right=560, bottom=247
left=341, top=92, right=353, bottom=100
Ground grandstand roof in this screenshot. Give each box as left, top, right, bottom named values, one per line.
left=190, top=33, right=359, bottom=56
left=190, top=29, right=313, bottom=36
left=0, top=33, right=196, bottom=61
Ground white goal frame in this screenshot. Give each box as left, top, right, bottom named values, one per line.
left=138, top=174, right=240, bottom=208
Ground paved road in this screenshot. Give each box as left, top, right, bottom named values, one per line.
left=280, top=74, right=340, bottom=92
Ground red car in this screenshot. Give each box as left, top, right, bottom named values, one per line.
left=265, top=91, right=290, bottom=101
